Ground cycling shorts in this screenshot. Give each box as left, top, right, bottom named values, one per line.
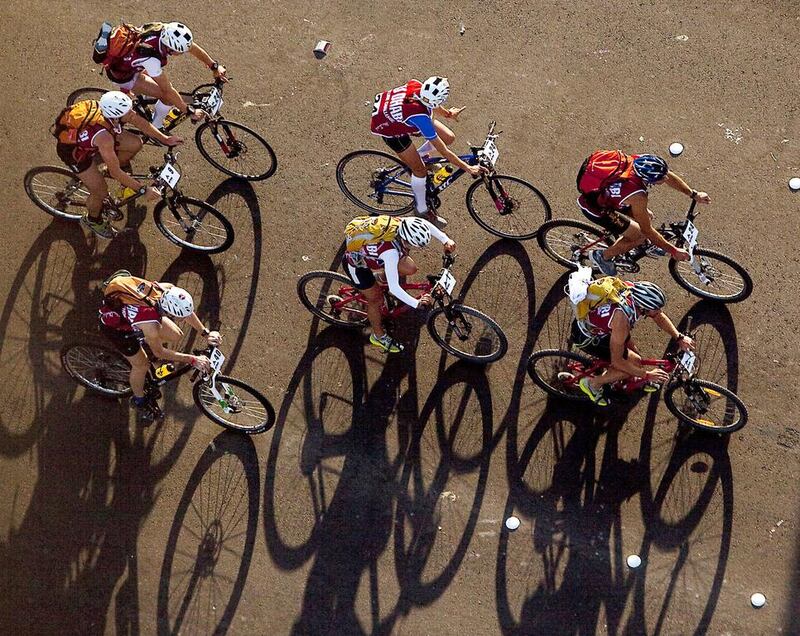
left=102, top=324, right=143, bottom=358
left=570, top=320, right=629, bottom=361
left=577, top=193, right=632, bottom=234
left=342, top=257, right=377, bottom=289
left=383, top=135, right=413, bottom=153
left=56, top=143, right=95, bottom=174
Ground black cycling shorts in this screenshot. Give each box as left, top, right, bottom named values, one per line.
left=342, top=258, right=377, bottom=290
left=383, top=135, right=413, bottom=153
left=102, top=325, right=143, bottom=358
left=577, top=193, right=632, bottom=234
left=56, top=143, right=94, bottom=174
left=570, top=320, right=629, bottom=361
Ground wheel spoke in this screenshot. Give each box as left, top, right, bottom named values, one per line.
left=468, top=176, right=551, bottom=240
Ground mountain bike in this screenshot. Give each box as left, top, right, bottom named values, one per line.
left=536, top=200, right=752, bottom=302
left=336, top=121, right=551, bottom=240
left=66, top=79, right=277, bottom=181
left=24, top=147, right=234, bottom=253
left=527, top=341, right=747, bottom=434
left=297, top=254, right=508, bottom=363
left=61, top=343, right=275, bottom=434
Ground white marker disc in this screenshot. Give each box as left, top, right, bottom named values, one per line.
left=750, top=593, right=766, bottom=608
left=626, top=554, right=642, bottom=568
left=788, top=177, right=800, bottom=191
left=669, top=142, right=684, bottom=157
left=505, top=516, right=520, bottom=531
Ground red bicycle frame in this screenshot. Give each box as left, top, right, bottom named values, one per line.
left=564, top=355, right=678, bottom=394
left=330, top=278, right=433, bottom=320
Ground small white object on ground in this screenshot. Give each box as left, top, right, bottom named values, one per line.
left=788, top=177, right=800, bottom=191
left=751, top=593, right=766, bottom=608
left=676, top=34, right=689, bottom=41
left=638, top=136, right=645, bottom=142
left=669, top=142, right=684, bottom=157
left=313, top=40, right=331, bottom=59
left=505, top=516, right=520, bottom=531
left=626, top=554, right=642, bottom=568
left=459, top=23, right=466, bottom=35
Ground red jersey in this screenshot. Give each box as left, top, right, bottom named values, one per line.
left=106, top=29, right=169, bottom=83
left=370, top=80, right=431, bottom=137
left=579, top=294, right=639, bottom=338
left=344, top=239, right=406, bottom=270
left=578, top=156, right=648, bottom=217
left=99, top=303, right=161, bottom=332
left=75, top=120, right=118, bottom=152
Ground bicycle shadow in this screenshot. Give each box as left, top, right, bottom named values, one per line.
left=156, top=430, right=260, bottom=636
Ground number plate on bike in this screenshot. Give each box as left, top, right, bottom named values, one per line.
left=435, top=269, right=457, bottom=295
left=205, top=88, right=223, bottom=116
left=158, top=163, right=181, bottom=188
left=479, top=140, right=499, bottom=166
left=679, top=350, right=696, bottom=374
left=683, top=220, right=699, bottom=257
left=209, top=348, right=225, bottom=373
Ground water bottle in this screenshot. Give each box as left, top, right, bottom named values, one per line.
left=94, top=22, right=113, bottom=55
left=155, top=363, right=175, bottom=379
left=162, top=108, right=182, bottom=130
left=432, top=164, right=455, bottom=186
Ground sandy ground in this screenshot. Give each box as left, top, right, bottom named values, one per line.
left=0, top=1, right=798, bottom=634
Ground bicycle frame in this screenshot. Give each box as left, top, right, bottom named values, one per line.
left=563, top=354, right=680, bottom=394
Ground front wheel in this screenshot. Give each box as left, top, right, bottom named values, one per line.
left=153, top=196, right=234, bottom=253
left=664, top=379, right=748, bottom=434
left=193, top=376, right=276, bottom=434
left=526, top=349, right=594, bottom=402
left=465, top=174, right=551, bottom=240
left=536, top=218, right=609, bottom=269
left=297, top=271, right=369, bottom=328
left=195, top=119, right=277, bottom=181
left=24, top=166, right=89, bottom=221
left=668, top=248, right=753, bottom=303
left=427, top=304, right=508, bottom=363
left=61, top=343, right=132, bottom=398
left=336, top=149, right=415, bottom=216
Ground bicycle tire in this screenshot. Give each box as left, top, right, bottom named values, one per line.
left=526, top=349, right=594, bottom=402
left=663, top=379, right=748, bottom=434
left=153, top=196, right=234, bottom=253
left=427, top=304, right=508, bottom=363
left=61, top=343, right=132, bottom=398
left=668, top=248, right=753, bottom=303
left=195, top=119, right=277, bottom=181
left=536, top=218, right=609, bottom=270
left=465, top=174, right=551, bottom=240
left=193, top=375, right=276, bottom=434
left=24, top=166, right=88, bottom=221
left=335, top=149, right=415, bottom=216
left=297, top=271, right=369, bottom=328
left=65, top=87, right=106, bottom=106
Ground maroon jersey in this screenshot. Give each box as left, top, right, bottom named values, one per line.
left=579, top=293, right=640, bottom=338
left=344, top=239, right=406, bottom=270
left=370, top=80, right=431, bottom=137
left=578, top=156, right=648, bottom=217
left=106, top=29, right=169, bottom=83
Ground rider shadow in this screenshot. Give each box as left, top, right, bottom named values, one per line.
left=156, top=430, right=260, bottom=636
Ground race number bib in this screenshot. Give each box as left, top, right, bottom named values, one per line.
left=158, top=164, right=181, bottom=188
left=436, top=269, right=457, bottom=295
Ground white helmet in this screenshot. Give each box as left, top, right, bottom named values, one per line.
left=397, top=217, right=431, bottom=247
left=419, top=76, right=450, bottom=108
left=158, top=286, right=194, bottom=318
left=160, top=22, right=193, bottom=53
left=98, top=91, right=133, bottom=119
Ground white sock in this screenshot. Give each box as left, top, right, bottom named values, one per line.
left=411, top=175, right=428, bottom=213
left=152, top=100, right=172, bottom=125
left=417, top=140, right=436, bottom=157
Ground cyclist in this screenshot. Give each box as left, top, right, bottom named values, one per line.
left=577, top=153, right=711, bottom=275
left=370, top=76, right=485, bottom=226
left=54, top=91, right=181, bottom=238
left=343, top=216, right=455, bottom=353
left=570, top=279, right=694, bottom=406
left=100, top=22, right=227, bottom=127
left=98, top=275, right=222, bottom=423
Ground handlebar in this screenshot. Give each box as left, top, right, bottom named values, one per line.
left=442, top=253, right=456, bottom=268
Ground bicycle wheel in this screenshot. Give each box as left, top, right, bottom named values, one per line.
left=664, top=379, right=748, bottom=434
left=61, top=343, right=132, bottom=398
left=297, top=271, right=369, bottom=328
left=526, top=349, right=593, bottom=402
left=668, top=248, right=753, bottom=303
left=195, top=119, right=277, bottom=181
left=536, top=218, right=609, bottom=269
left=24, top=166, right=89, bottom=221
left=193, top=375, right=276, bottom=434
left=336, top=149, right=415, bottom=215
left=153, top=196, right=234, bottom=253
left=65, top=87, right=105, bottom=106
left=427, top=304, right=508, bottom=363
left=465, top=174, right=551, bottom=240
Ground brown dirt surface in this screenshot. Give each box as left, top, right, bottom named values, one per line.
left=1, top=1, right=798, bottom=634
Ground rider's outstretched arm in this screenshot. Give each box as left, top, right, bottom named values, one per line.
left=188, top=43, right=228, bottom=80
left=419, top=218, right=451, bottom=246
left=663, top=171, right=710, bottom=204
left=649, top=310, right=695, bottom=350
left=380, top=250, right=421, bottom=309
left=124, top=111, right=177, bottom=145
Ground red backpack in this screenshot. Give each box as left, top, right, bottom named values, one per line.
left=576, top=150, right=634, bottom=194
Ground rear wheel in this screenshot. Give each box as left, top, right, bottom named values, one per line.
left=465, top=174, right=551, bottom=240
left=336, top=150, right=415, bottom=215
left=536, top=219, right=609, bottom=270
left=664, top=379, right=748, bottom=434
left=65, top=87, right=105, bottom=106
left=61, top=343, right=132, bottom=397
left=153, top=196, right=234, bottom=253
left=297, top=271, right=369, bottom=328
left=24, top=166, right=88, bottom=221
left=195, top=119, right=277, bottom=181
left=526, top=349, right=594, bottom=402
left=427, top=304, right=508, bottom=363
left=668, top=248, right=753, bottom=303
left=193, top=376, right=276, bottom=434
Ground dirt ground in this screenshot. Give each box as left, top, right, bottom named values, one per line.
left=0, top=1, right=798, bottom=634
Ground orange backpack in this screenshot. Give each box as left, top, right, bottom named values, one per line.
left=102, top=271, right=164, bottom=309
left=576, top=150, right=634, bottom=194
left=93, top=22, right=163, bottom=66
left=51, top=100, right=109, bottom=145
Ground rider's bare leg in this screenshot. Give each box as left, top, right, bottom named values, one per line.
left=132, top=74, right=171, bottom=124
left=116, top=131, right=144, bottom=167
left=78, top=164, right=109, bottom=221
left=127, top=348, right=151, bottom=398
left=363, top=284, right=386, bottom=338
left=603, top=220, right=645, bottom=260
left=158, top=317, right=184, bottom=349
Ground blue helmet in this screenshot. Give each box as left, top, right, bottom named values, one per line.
left=632, top=154, right=669, bottom=185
